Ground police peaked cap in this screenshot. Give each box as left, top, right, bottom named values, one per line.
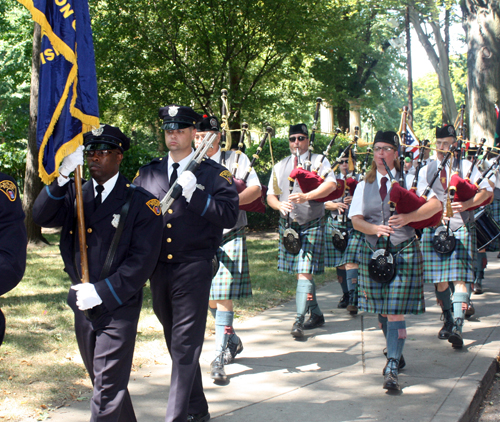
left=83, top=124, right=130, bottom=152
left=159, top=105, right=202, bottom=130
left=373, top=131, right=399, bottom=148
left=196, top=115, right=220, bottom=132
left=436, top=125, right=456, bottom=139
left=289, top=123, right=309, bottom=137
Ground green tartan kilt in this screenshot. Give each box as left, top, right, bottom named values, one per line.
left=339, top=230, right=363, bottom=266
left=210, top=226, right=252, bottom=300
left=486, top=199, right=500, bottom=251
left=358, top=237, right=425, bottom=315
left=420, top=223, right=476, bottom=284
left=278, top=217, right=325, bottom=275
left=324, top=214, right=351, bottom=268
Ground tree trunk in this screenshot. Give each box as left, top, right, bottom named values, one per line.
left=462, top=1, right=500, bottom=145
left=23, top=22, right=47, bottom=245
left=408, top=4, right=458, bottom=125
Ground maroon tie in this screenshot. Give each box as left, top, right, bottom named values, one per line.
left=440, top=167, right=447, bottom=191
left=380, top=176, right=388, bottom=200
left=293, top=155, right=298, bottom=169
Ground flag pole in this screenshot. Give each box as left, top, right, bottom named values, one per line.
left=74, top=165, right=90, bottom=283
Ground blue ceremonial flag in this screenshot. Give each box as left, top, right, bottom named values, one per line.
left=16, top=0, right=99, bottom=184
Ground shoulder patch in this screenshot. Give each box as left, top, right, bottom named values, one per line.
left=219, top=170, right=233, bottom=185
left=146, top=199, right=161, bottom=216
left=0, top=179, right=17, bottom=202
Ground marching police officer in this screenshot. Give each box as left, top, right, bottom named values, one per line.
left=0, top=172, right=27, bottom=346
left=33, top=125, right=163, bottom=422
left=133, top=105, right=239, bottom=422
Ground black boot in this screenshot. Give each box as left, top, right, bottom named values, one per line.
left=291, top=320, right=304, bottom=338
left=448, top=318, right=464, bottom=348
left=210, top=353, right=227, bottom=383
left=346, top=289, right=358, bottom=314
left=382, top=358, right=400, bottom=391
left=337, top=292, right=349, bottom=308
left=438, top=309, right=454, bottom=340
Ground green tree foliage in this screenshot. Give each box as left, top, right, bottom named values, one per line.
left=310, top=2, right=406, bottom=128
left=0, top=1, right=32, bottom=143
left=89, top=0, right=332, bottom=137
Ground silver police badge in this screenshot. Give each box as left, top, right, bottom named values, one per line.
left=448, top=126, right=454, bottom=135
left=92, top=124, right=105, bottom=136
left=210, top=118, right=217, bottom=129
left=301, top=124, right=307, bottom=134
left=168, top=106, right=179, bottom=117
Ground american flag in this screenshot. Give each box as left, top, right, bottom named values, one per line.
left=404, top=123, right=420, bottom=160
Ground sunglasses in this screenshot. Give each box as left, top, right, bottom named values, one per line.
left=84, top=150, right=119, bottom=158
left=339, top=160, right=349, bottom=164
left=289, top=136, right=307, bottom=142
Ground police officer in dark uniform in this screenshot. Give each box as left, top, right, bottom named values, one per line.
left=33, top=125, right=163, bottom=422
left=0, top=172, right=27, bottom=346
left=133, top=105, right=239, bottom=422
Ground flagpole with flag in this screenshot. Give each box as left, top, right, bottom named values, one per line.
left=16, top=0, right=100, bottom=284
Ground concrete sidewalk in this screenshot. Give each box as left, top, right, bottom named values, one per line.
left=46, top=253, right=500, bottom=422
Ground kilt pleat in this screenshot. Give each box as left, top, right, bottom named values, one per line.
left=278, top=217, right=325, bottom=275
left=420, top=224, right=476, bottom=284
left=324, top=214, right=348, bottom=268
left=339, top=230, right=363, bottom=266
left=358, top=237, right=425, bottom=315
left=210, top=226, right=252, bottom=300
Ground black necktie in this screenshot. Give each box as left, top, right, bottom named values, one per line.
left=380, top=176, right=388, bottom=200
left=170, top=163, right=180, bottom=185
left=95, top=185, right=104, bottom=208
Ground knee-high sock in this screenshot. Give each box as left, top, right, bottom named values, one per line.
left=452, top=292, right=469, bottom=333
left=476, top=252, right=486, bottom=280
left=306, top=279, right=322, bottom=316
left=209, top=306, right=217, bottom=319
left=378, top=314, right=388, bottom=338
left=296, top=278, right=314, bottom=322
left=215, top=311, right=234, bottom=354
left=346, top=268, right=358, bottom=292
left=435, top=287, right=452, bottom=312
left=385, top=320, right=406, bottom=373
left=337, top=268, right=348, bottom=294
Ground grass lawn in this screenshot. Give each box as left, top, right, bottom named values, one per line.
left=0, top=231, right=336, bottom=421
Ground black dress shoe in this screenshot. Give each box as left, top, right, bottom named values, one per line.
left=438, top=321, right=454, bottom=339
left=383, top=370, right=400, bottom=391
left=224, top=337, right=244, bottom=364
left=291, top=321, right=304, bottom=338
left=187, top=412, right=210, bottom=422
left=465, top=301, right=475, bottom=317
left=210, top=355, right=227, bottom=383
left=448, top=328, right=463, bottom=348
left=303, top=313, right=325, bottom=330
left=346, top=289, right=358, bottom=314
left=337, top=292, right=349, bottom=308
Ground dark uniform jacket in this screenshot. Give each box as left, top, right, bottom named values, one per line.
left=0, top=172, right=27, bottom=295
left=133, top=155, right=239, bottom=263
left=33, top=174, right=163, bottom=312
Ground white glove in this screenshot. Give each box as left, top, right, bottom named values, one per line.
left=59, top=146, right=84, bottom=177
left=177, top=171, right=197, bottom=202
left=71, top=283, right=103, bottom=310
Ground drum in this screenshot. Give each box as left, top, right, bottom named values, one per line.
left=475, top=208, right=500, bottom=251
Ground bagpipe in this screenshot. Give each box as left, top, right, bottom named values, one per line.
left=379, top=150, right=450, bottom=231
left=447, top=105, right=491, bottom=210
left=288, top=111, right=346, bottom=202
left=303, top=97, right=322, bottom=171
left=232, top=127, right=272, bottom=214
left=220, top=89, right=270, bottom=214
